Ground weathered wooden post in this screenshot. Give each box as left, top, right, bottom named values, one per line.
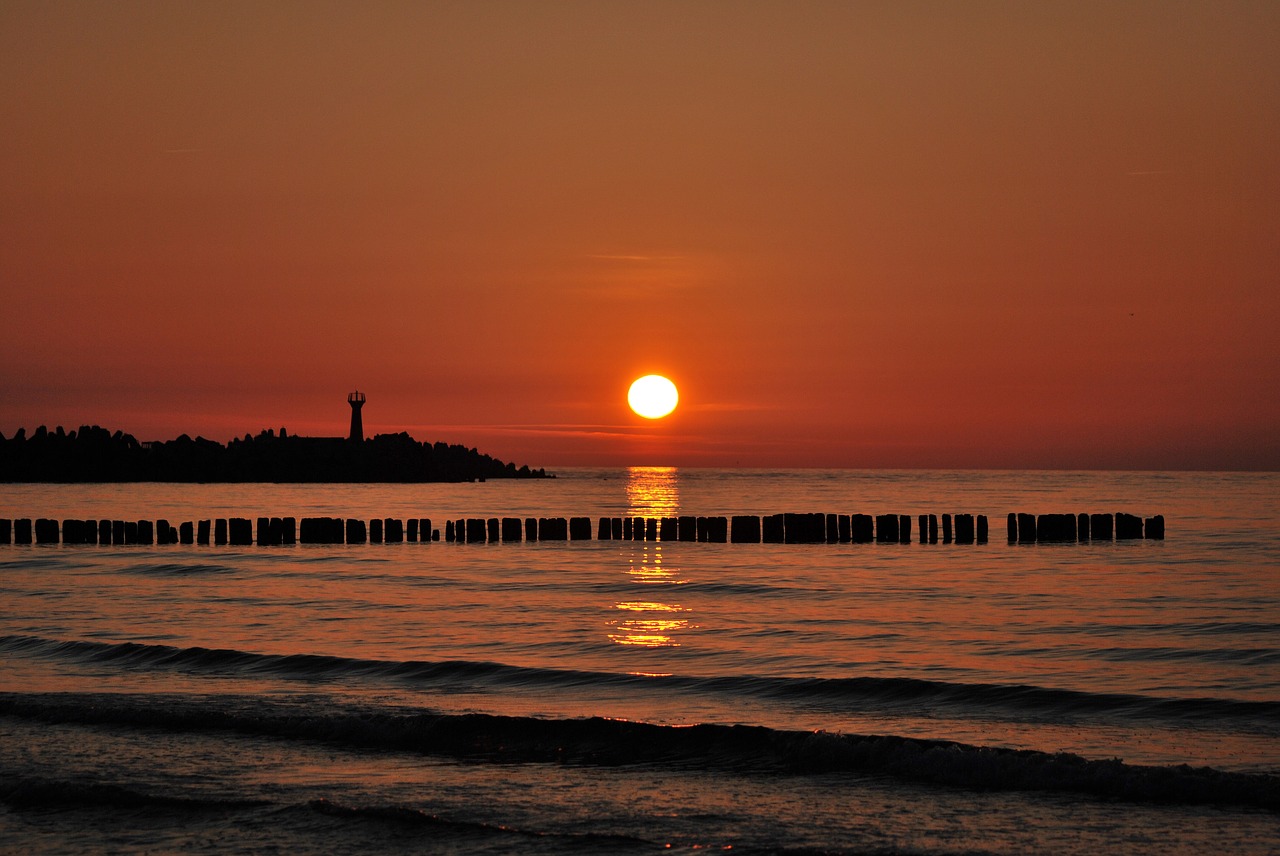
left=611, top=518, right=623, bottom=540
left=386, top=518, right=404, bottom=543
left=1077, top=513, right=1090, bottom=541
left=598, top=518, right=612, bottom=540
left=898, top=515, right=911, bottom=544
left=407, top=519, right=419, bottom=542
left=35, top=519, right=58, bottom=544
left=1090, top=513, right=1112, bottom=541
left=420, top=519, right=432, bottom=543
left=570, top=517, right=592, bottom=540
left=62, top=519, right=82, bottom=544
left=525, top=517, right=538, bottom=542
left=850, top=514, right=873, bottom=544
left=1017, top=513, right=1036, bottom=544
left=465, top=518, right=485, bottom=543
left=345, top=518, right=365, bottom=544
left=370, top=518, right=384, bottom=543
left=976, top=515, right=988, bottom=543
left=180, top=521, right=194, bottom=544
left=1116, top=513, right=1143, bottom=540
left=827, top=514, right=839, bottom=544
left=226, top=518, right=248, bottom=546
left=503, top=518, right=522, bottom=542
left=918, top=515, right=928, bottom=544
left=837, top=514, right=851, bottom=543
left=708, top=517, right=728, bottom=542
left=445, top=520, right=455, bottom=542
left=622, top=517, right=633, bottom=539
left=214, top=519, right=227, bottom=545
left=256, top=517, right=272, bottom=546
left=137, top=520, right=154, bottom=545
left=660, top=517, right=677, bottom=541
left=15, top=519, right=33, bottom=544
left=485, top=518, right=499, bottom=543
left=197, top=520, right=210, bottom=545
left=1144, top=515, right=1164, bottom=539
left=1036, top=514, right=1076, bottom=543
left=645, top=518, right=657, bottom=541
left=1007, top=513, right=1017, bottom=543
left=679, top=516, right=697, bottom=542
left=762, top=513, right=785, bottom=543
left=954, top=513, right=974, bottom=544
left=783, top=513, right=802, bottom=544
left=731, top=515, right=761, bottom=543
left=0, top=519, right=9, bottom=545
left=99, top=519, right=112, bottom=545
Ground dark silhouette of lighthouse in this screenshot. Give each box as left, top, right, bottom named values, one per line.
left=348, top=391, right=366, bottom=442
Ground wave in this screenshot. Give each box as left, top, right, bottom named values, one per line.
left=1, top=691, right=1276, bottom=811
left=0, top=776, right=654, bottom=851
left=302, top=798, right=655, bottom=851
left=3, top=633, right=1276, bottom=729
left=0, top=774, right=268, bottom=813
left=123, top=561, right=238, bottom=577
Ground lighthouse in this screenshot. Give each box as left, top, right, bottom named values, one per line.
left=348, top=391, right=366, bottom=442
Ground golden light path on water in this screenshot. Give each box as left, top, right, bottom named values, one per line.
left=608, top=466, right=691, bottom=651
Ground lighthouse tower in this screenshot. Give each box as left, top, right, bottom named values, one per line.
left=347, top=391, right=366, bottom=442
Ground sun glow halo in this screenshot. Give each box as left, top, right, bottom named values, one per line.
left=628, top=375, right=679, bottom=419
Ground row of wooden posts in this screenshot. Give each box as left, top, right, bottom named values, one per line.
left=0, top=512, right=1163, bottom=546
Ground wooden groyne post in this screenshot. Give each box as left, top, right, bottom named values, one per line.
left=2, top=511, right=1156, bottom=547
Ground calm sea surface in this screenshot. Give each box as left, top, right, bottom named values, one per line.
left=2, top=469, right=1278, bottom=853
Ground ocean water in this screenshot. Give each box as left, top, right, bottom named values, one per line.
left=1, top=468, right=1277, bottom=854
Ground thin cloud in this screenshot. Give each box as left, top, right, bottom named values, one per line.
left=409, top=423, right=670, bottom=439
left=586, top=254, right=686, bottom=262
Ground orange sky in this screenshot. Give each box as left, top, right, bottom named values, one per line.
left=2, top=2, right=1277, bottom=469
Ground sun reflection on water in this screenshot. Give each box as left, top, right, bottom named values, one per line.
left=607, top=467, right=693, bottom=648
left=624, top=466, right=680, bottom=516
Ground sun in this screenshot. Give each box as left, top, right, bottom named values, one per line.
left=628, top=375, right=679, bottom=419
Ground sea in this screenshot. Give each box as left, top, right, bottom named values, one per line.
left=1, top=468, right=1277, bottom=854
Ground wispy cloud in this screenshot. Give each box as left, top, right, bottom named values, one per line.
left=586, top=254, right=686, bottom=263
left=408, top=423, right=689, bottom=441
left=686, top=401, right=774, bottom=413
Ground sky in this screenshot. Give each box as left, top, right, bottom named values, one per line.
left=2, top=1, right=1277, bottom=469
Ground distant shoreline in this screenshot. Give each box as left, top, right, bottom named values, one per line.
left=0, top=425, right=552, bottom=483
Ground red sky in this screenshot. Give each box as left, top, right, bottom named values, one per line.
left=2, top=2, right=1277, bottom=469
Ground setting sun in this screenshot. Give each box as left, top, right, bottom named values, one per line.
left=628, top=375, right=679, bottom=419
